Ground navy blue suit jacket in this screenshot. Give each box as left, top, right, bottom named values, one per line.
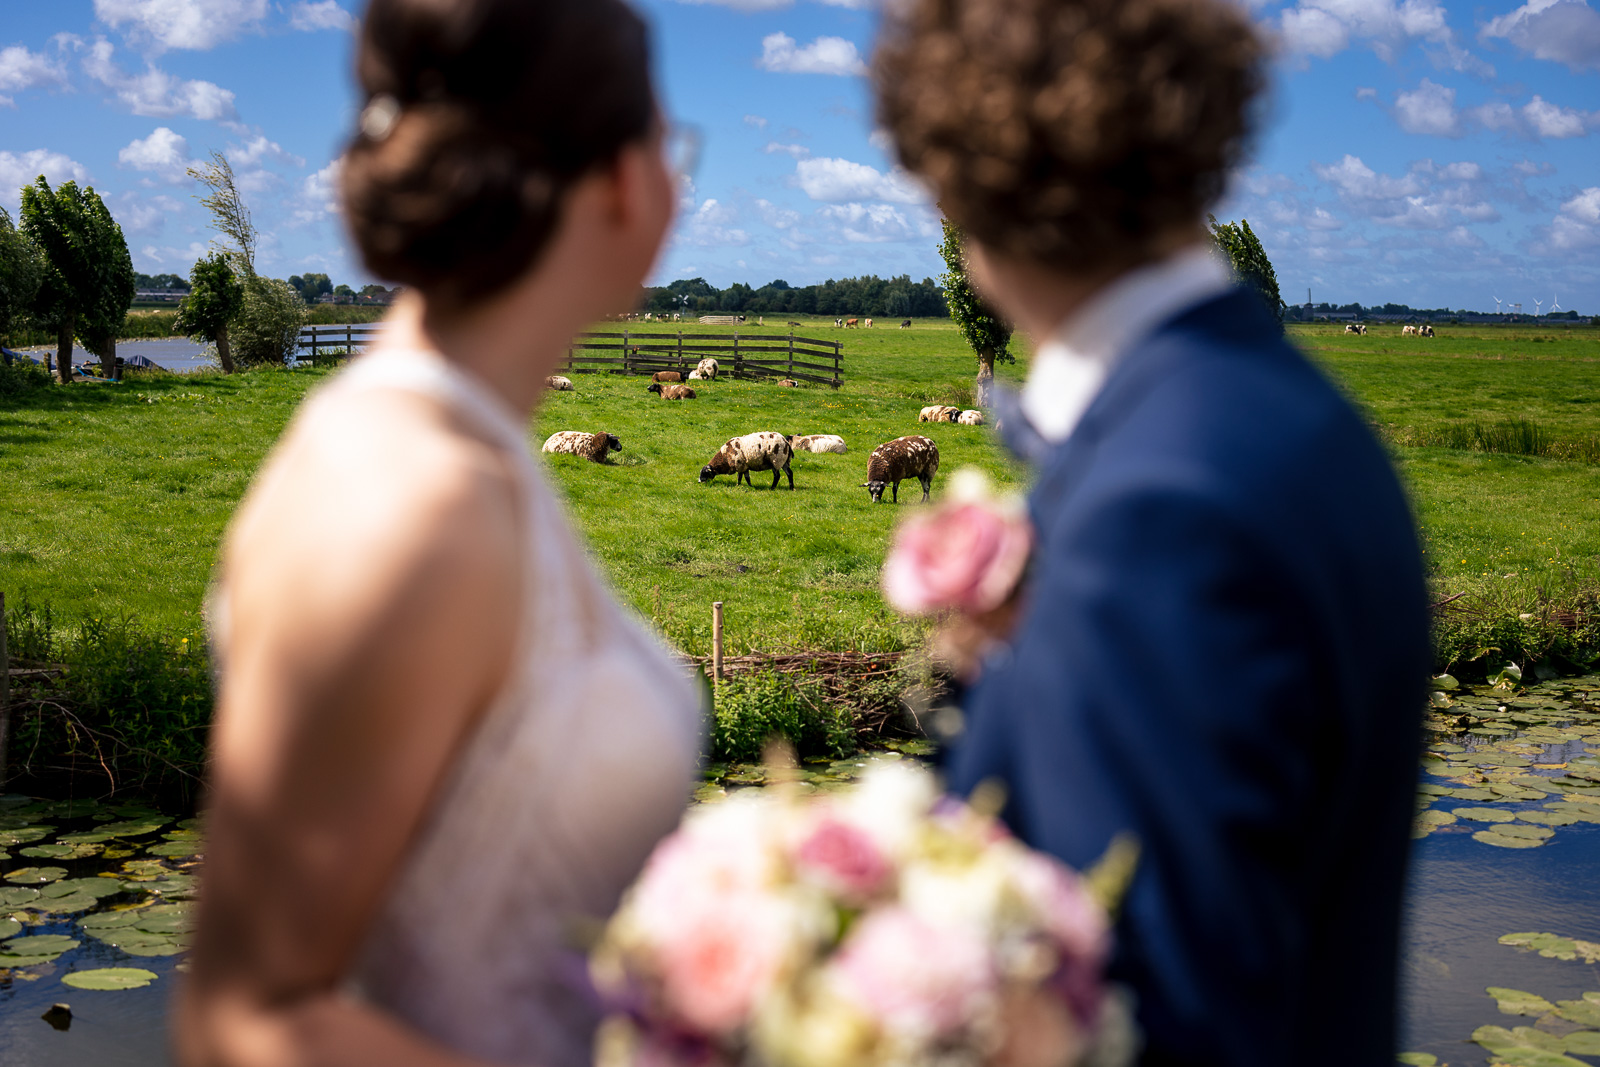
left=948, top=289, right=1429, bottom=1067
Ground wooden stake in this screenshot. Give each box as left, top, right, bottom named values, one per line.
left=712, top=601, right=725, bottom=684
left=0, top=591, right=10, bottom=787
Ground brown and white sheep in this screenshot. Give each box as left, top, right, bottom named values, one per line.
left=648, top=382, right=697, bottom=399
left=652, top=370, right=684, bottom=383
left=956, top=409, right=985, bottom=426
left=545, top=375, right=574, bottom=390
left=541, top=430, right=622, bottom=463
left=863, top=436, right=939, bottom=503
left=788, top=434, right=847, bottom=454
left=778, top=379, right=799, bottom=388
left=696, top=357, right=719, bottom=379
left=919, top=405, right=960, bottom=423
left=699, top=431, right=794, bottom=489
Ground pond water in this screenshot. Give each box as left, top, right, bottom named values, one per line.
left=1, top=703, right=1596, bottom=1067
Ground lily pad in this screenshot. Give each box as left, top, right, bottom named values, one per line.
left=1448, top=787, right=1502, bottom=801
left=1490, top=784, right=1549, bottom=800
left=107, top=934, right=186, bottom=957
left=1472, top=1025, right=1589, bottom=1067
left=78, top=910, right=145, bottom=934
left=1564, top=1032, right=1600, bottom=1056
left=61, top=967, right=158, bottom=990
left=1474, top=829, right=1546, bottom=847
left=1453, top=807, right=1517, bottom=822
left=130, top=904, right=192, bottom=934
left=1417, top=809, right=1457, bottom=829
left=42, top=878, right=125, bottom=900
left=1397, top=1054, right=1437, bottom=1066
left=1417, top=782, right=1454, bottom=795
left=0, top=827, right=54, bottom=847
left=4, top=866, right=67, bottom=884
left=1488, top=823, right=1555, bottom=840
left=0, top=886, right=40, bottom=907
left=30, top=893, right=106, bottom=914
left=21, top=843, right=102, bottom=860
left=1, top=934, right=79, bottom=956
left=145, top=840, right=202, bottom=858
left=0, top=919, right=19, bottom=939
left=1490, top=988, right=1559, bottom=1016
left=1520, top=810, right=1581, bottom=826
left=56, top=832, right=114, bottom=845
left=97, top=820, right=168, bottom=838
left=1556, top=999, right=1600, bottom=1028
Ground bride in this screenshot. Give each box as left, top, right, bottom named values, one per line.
left=175, top=1, right=702, bottom=1064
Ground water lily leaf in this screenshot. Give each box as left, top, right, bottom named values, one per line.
left=78, top=910, right=144, bottom=933
left=1474, top=829, right=1545, bottom=847
left=1430, top=691, right=1453, bottom=708
left=117, top=860, right=167, bottom=881
left=1513, top=776, right=1559, bottom=789
left=61, top=967, right=158, bottom=990
left=30, top=892, right=105, bottom=914
left=0, top=919, right=19, bottom=939
left=1397, top=1054, right=1437, bottom=1066
left=43, top=878, right=124, bottom=900
left=1472, top=753, right=1535, bottom=767
left=0, top=886, right=40, bottom=907
left=1433, top=674, right=1460, bottom=691
left=176, top=818, right=203, bottom=832
left=1490, top=785, right=1549, bottom=801
left=0, top=952, right=63, bottom=968
left=145, top=840, right=202, bottom=858
left=97, top=820, right=168, bottom=838
left=143, top=873, right=198, bottom=898
left=4, top=866, right=67, bottom=884
left=1490, top=988, right=1559, bottom=1016
left=17, top=844, right=75, bottom=858
left=131, top=904, right=192, bottom=934
left=109, top=934, right=185, bottom=957
left=1449, top=787, right=1502, bottom=801
left=2, top=934, right=79, bottom=956
left=1454, top=807, right=1517, bottom=822
left=1564, top=1032, right=1600, bottom=1056
left=1417, top=782, right=1454, bottom=795
left=0, top=827, right=53, bottom=847
left=1488, top=823, right=1555, bottom=840
left=1418, top=809, right=1458, bottom=828
left=691, top=782, right=726, bottom=804
left=1519, top=810, right=1580, bottom=826
left=1556, top=999, right=1600, bottom=1028
left=57, top=832, right=113, bottom=845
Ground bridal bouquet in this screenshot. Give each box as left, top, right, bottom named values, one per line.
left=590, top=764, right=1135, bottom=1067
left=881, top=468, right=1034, bottom=681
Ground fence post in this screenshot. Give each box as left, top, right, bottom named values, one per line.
left=732, top=333, right=739, bottom=379
left=346, top=324, right=353, bottom=355
left=310, top=326, right=319, bottom=362
left=567, top=343, right=573, bottom=372
left=624, top=329, right=631, bottom=374
left=712, top=601, right=725, bottom=686
left=834, top=341, right=841, bottom=387
left=0, top=591, right=10, bottom=786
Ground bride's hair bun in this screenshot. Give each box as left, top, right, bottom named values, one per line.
left=342, top=0, right=656, bottom=308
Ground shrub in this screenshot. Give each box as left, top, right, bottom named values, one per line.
left=232, top=275, right=306, bottom=366
left=710, top=670, right=856, bottom=762
left=0, top=354, right=52, bottom=396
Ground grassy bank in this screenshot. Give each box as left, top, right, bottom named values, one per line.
left=1, top=305, right=389, bottom=349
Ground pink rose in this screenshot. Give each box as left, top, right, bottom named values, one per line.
left=882, top=502, right=1032, bottom=615
left=657, top=893, right=796, bottom=1035
left=829, top=907, right=996, bottom=1039
left=792, top=817, right=892, bottom=902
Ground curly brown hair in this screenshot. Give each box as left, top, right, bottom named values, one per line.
left=874, top=0, right=1266, bottom=270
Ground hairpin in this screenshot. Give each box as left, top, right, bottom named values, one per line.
left=360, top=94, right=402, bottom=141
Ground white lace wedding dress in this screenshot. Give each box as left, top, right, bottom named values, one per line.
left=301, top=348, right=703, bottom=1065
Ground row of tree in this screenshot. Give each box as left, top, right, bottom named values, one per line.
left=641, top=274, right=948, bottom=319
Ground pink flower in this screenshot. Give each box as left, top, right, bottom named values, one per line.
left=829, top=907, right=997, bottom=1039
left=882, top=502, right=1032, bottom=615
left=657, top=892, right=798, bottom=1035
left=792, top=817, right=892, bottom=902
left=1012, top=854, right=1109, bottom=967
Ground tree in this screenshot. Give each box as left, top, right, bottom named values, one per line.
left=232, top=275, right=305, bottom=366
left=176, top=252, right=244, bottom=374
left=0, top=207, right=43, bottom=345
left=188, top=151, right=257, bottom=275
left=937, top=219, right=1012, bottom=405
left=289, top=272, right=331, bottom=304
left=332, top=284, right=355, bottom=303
left=1208, top=216, right=1283, bottom=328
left=20, top=178, right=133, bottom=385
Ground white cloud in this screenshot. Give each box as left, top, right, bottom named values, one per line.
left=1471, top=100, right=1519, bottom=131
left=83, top=40, right=238, bottom=121
left=1278, top=0, right=1484, bottom=67
left=94, top=0, right=270, bottom=52
left=1355, top=86, right=1379, bottom=100
left=293, top=160, right=342, bottom=223
left=1481, top=0, right=1600, bottom=72
left=0, top=150, right=92, bottom=213
left=676, top=197, right=751, bottom=247
left=118, top=127, right=194, bottom=181
left=1564, top=187, right=1600, bottom=225
left=1312, top=155, right=1423, bottom=199
left=1536, top=187, right=1600, bottom=253
left=289, top=1, right=356, bottom=31
left=764, top=142, right=811, bottom=158
left=229, top=134, right=304, bottom=168
left=795, top=157, right=925, bottom=203
left=110, top=191, right=181, bottom=236
left=0, top=46, right=69, bottom=106
left=1521, top=94, right=1592, bottom=137
left=817, top=202, right=925, bottom=243
left=675, top=0, right=792, bottom=8
left=759, top=33, right=868, bottom=76
left=868, top=128, right=895, bottom=152
left=743, top=114, right=769, bottom=130
left=1394, top=79, right=1460, bottom=135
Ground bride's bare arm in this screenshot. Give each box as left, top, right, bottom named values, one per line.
left=176, top=391, right=521, bottom=1067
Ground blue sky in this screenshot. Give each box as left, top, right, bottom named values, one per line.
left=1, top=0, right=1596, bottom=312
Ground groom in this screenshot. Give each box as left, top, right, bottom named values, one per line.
left=876, top=2, right=1429, bottom=1065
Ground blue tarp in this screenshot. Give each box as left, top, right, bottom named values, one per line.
left=123, top=354, right=158, bottom=369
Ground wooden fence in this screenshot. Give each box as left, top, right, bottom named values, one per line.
left=563, top=331, right=843, bottom=387
left=296, top=326, right=844, bottom=387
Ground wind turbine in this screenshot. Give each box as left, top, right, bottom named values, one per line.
left=1534, top=298, right=1545, bottom=316
left=1552, top=294, right=1563, bottom=313
left=1493, top=296, right=1503, bottom=314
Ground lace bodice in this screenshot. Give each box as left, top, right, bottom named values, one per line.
left=298, top=348, right=704, bottom=1065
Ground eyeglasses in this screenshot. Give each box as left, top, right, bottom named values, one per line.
left=664, top=122, right=704, bottom=182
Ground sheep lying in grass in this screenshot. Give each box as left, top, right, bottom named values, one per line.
left=788, top=434, right=847, bottom=454
left=699, top=431, right=794, bottom=489
left=648, top=383, right=697, bottom=400
left=863, top=435, right=939, bottom=503
left=652, top=370, right=683, bottom=383
left=919, top=405, right=960, bottom=423
left=687, top=369, right=704, bottom=380
left=696, top=357, right=719, bottom=379
left=956, top=409, right=985, bottom=426
left=541, top=431, right=621, bottom=463
left=545, top=375, right=574, bottom=391
left=778, top=379, right=799, bottom=388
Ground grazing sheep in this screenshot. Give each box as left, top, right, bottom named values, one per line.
left=778, top=379, right=799, bottom=388
left=696, top=357, right=719, bottom=379
left=788, top=434, right=847, bottom=454
left=544, top=375, right=574, bottom=391
left=652, top=370, right=683, bottom=383
left=541, top=430, right=621, bottom=463
left=956, top=409, right=985, bottom=426
left=699, top=431, right=794, bottom=489
left=919, top=405, right=960, bottom=423
left=647, top=382, right=697, bottom=399
left=862, top=436, right=939, bottom=504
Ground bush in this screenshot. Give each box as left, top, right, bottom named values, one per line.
left=232, top=275, right=306, bottom=366
left=710, top=670, right=856, bottom=762
left=0, top=354, right=52, bottom=396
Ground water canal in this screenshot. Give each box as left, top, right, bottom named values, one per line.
left=2, top=689, right=1597, bottom=1067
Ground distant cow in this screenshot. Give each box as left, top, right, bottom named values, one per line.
left=1420, top=324, right=1435, bottom=337
left=1402, top=325, right=1418, bottom=336
left=899, top=320, right=912, bottom=329
left=864, top=318, right=874, bottom=328
left=1343, top=324, right=1367, bottom=335
left=845, top=318, right=859, bottom=328
left=652, top=370, right=683, bottom=383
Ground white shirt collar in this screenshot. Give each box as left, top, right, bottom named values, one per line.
left=1019, top=244, right=1234, bottom=444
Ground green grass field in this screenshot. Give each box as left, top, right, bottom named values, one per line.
left=3, top=317, right=1599, bottom=665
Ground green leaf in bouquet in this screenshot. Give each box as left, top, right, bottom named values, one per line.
left=1489, top=988, right=1558, bottom=1016
left=1084, top=832, right=1140, bottom=918
left=4, top=866, right=67, bottom=884
left=61, top=967, right=158, bottom=990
